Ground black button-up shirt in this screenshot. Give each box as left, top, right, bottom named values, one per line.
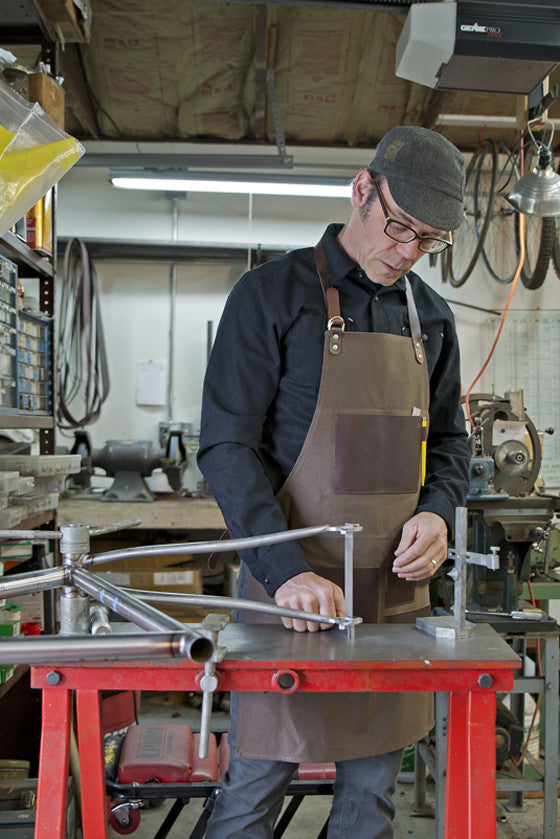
left=198, top=223, right=470, bottom=596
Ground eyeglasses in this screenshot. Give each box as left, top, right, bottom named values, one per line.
left=371, top=175, right=453, bottom=255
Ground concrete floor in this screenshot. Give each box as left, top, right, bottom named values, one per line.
left=105, top=692, right=557, bottom=839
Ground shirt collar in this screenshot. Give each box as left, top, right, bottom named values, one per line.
left=320, top=223, right=407, bottom=295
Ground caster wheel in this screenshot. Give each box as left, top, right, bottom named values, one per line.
left=110, top=807, right=140, bottom=834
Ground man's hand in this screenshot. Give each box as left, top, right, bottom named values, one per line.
left=274, top=571, right=345, bottom=632
left=392, top=512, right=448, bottom=581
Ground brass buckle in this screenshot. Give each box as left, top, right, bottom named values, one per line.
left=327, top=316, right=345, bottom=331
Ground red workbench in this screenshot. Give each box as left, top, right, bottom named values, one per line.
left=31, top=621, right=520, bottom=839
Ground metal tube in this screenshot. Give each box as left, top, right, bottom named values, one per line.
left=124, top=589, right=360, bottom=630
left=199, top=658, right=219, bottom=759
left=167, top=196, right=178, bottom=421
left=0, top=566, right=66, bottom=597
left=89, top=519, right=142, bottom=537
left=0, top=529, right=61, bottom=540
left=0, top=632, right=208, bottom=665
left=72, top=567, right=188, bottom=631
left=72, top=568, right=214, bottom=662
left=89, top=604, right=112, bottom=635
left=438, top=113, right=560, bottom=130
left=344, top=523, right=355, bottom=640
left=86, top=524, right=353, bottom=568
left=454, top=507, right=468, bottom=636
left=207, top=321, right=214, bottom=363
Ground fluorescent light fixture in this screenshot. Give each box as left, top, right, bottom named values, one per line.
left=109, top=169, right=352, bottom=198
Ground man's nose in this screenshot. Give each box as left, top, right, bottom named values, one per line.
left=395, top=239, right=421, bottom=260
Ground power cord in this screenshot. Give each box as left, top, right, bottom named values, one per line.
left=57, top=238, right=110, bottom=428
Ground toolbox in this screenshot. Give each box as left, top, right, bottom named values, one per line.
left=0, top=779, right=75, bottom=838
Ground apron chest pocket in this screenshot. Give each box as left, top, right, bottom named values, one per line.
left=334, top=413, right=422, bottom=494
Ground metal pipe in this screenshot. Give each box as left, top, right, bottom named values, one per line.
left=85, top=524, right=356, bottom=568
left=167, top=196, right=178, bottom=421
left=0, top=566, right=66, bottom=597
left=343, top=524, right=355, bottom=640
left=89, top=604, right=112, bottom=635
left=0, top=632, right=208, bottom=664
left=454, top=507, right=468, bottom=637
left=207, top=320, right=214, bottom=364
left=72, top=568, right=214, bottom=662
left=438, top=113, right=560, bottom=130
left=60, top=524, right=91, bottom=634
left=125, top=589, right=360, bottom=629
left=89, top=519, right=142, bottom=537
left=0, top=529, right=61, bottom=540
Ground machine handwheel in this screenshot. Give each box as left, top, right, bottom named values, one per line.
left=462, top=393, right=542, bottom=494
left=109, top=808, right=141, bottom=835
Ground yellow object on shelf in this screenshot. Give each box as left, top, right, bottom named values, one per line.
left=0, top=79, right=84, bottom=237
left=26, top=191, right=53, bottom=254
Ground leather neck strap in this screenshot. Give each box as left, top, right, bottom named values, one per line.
left=313, top=241, right=425, bottom=364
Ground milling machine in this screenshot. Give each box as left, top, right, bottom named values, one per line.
left=463, top=389, right=559, bottom=615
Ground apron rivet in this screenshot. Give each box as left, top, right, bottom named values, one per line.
left=332, top=344, right=339, bottom=351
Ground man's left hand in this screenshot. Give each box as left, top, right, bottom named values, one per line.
left=392, top=512, right=448, bottom=581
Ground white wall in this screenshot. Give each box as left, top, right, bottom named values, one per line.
left=55, top=145, right=560, bottom=488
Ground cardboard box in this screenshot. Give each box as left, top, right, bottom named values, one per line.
left=96, top=564, right=202, bottom=594
left=5, top=592, right=44, bottom=629
left=28, top=74, right=65, bottom=129
left=94, top=554, right=208, bottom=622
left=90, top=536, right=230, bottom=622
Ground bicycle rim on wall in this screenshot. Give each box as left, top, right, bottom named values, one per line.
left=445, top=139, right=497, bottom=288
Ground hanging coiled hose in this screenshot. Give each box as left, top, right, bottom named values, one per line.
left=57, top=238, right=110, bottom=428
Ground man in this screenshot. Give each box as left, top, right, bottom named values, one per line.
left=197, top=125, right=470, bottom=838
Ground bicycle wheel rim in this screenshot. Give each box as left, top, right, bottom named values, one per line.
left=448, top=140, right=497, bottom=288
left=480, top=142, right=521, bottom=284
left=518, top=214, right=554, bottom=289
left=552, top=161, right=560, bottom=281
left=517, top=144, right=554, bottom=289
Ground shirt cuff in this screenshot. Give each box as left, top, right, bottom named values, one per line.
left=241, top=541, right=313, bottom=598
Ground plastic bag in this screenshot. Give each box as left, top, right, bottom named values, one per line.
left=0, top=78, right=84, bottom=236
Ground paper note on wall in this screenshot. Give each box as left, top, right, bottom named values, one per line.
left=480, top=312, right=560, bottom=487
left=136, top=358, right=167, bottom=406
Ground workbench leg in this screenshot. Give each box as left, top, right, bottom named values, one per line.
left=542, top=636, right=559, bottom=839
left=36, top=688, right=72, bottom=839
left=435, top=691, right=448, bottom=839
left=445, top=691, right=496, bottom=839
left=75, top=689, right=108, bottom=839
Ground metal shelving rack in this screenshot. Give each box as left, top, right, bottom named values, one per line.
left=0, top=208, right=57, bottom=531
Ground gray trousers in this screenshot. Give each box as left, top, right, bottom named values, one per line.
left=205, top=702, right=403, bottom=839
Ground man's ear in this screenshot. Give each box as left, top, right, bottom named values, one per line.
left=352, top=170, right=373, bottom=208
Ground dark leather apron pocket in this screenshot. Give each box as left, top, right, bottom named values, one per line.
left=385, top=563, right=417, bottom=609
left=334, top=413, right=421, bottom=494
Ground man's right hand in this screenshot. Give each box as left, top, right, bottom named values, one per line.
left=273, top=571, right=345, bottom=632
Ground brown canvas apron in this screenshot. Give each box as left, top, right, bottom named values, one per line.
left=235, top=243, right=434, bottom=762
